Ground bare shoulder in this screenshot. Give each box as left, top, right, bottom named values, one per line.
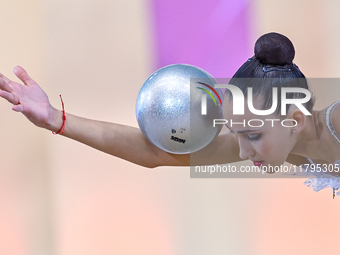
left=286, top=153, right=309, bottom=166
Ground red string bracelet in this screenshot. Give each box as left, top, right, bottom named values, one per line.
left=52, top=95, right=66, bottom=135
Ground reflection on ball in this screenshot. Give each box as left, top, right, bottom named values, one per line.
left=136, top=64, right=223, bottom=154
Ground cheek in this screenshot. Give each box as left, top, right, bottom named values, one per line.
left=261, top=142, right=272, bottom=154
left=254, top=132, right=288, bottom=157
left=256, top=140, right=273, bottom=156
left=260, top=131, right=292, bottom=160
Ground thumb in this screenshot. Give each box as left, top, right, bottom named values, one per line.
left=13, top=66, right=35, bottom=87
left=12, top=104, right=23, bottom=113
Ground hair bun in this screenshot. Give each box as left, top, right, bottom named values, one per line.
left=254, top=32, right=295, bottom=65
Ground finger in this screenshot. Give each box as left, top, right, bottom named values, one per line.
left=13, top=66, right=35, bottom=87
left=0, top=90, right=20, bottom=105
left=12, top=104, right=23, bottom=113
left=0, top=77, right=13, bottom=92
left=0, top=72, right=12, bottom=83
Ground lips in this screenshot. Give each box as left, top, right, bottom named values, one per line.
left=253, top=161, right=264, bottom=167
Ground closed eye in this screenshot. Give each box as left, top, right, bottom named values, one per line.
left=247, top=134, right=262, bottom=141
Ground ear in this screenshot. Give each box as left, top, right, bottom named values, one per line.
left=287, top=107, right=307, bottom=133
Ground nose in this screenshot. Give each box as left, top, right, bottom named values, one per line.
left=238, top=137, right=255, bottom=160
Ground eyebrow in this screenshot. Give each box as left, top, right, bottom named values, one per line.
left=224, top=124, right=260, bottom=134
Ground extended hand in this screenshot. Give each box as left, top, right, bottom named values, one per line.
left=0, top=66, right=53, bottom=128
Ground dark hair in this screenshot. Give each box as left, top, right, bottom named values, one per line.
left=227, top=32, right=314, bottom=116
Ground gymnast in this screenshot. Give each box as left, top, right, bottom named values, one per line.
left=0, top=32, right=339, bottom=198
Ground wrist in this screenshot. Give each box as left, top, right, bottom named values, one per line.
left=51, top=95, right=66, bottom=135
left=43, top=106, right=64, bottom=132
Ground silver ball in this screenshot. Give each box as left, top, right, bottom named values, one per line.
left=136, top=64, right=223, bottom=154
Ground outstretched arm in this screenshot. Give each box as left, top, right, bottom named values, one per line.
left=0, top=66, right=243, bottom=168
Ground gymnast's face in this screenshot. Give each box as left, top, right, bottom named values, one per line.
left=223, top=96, right=297, bottom=167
